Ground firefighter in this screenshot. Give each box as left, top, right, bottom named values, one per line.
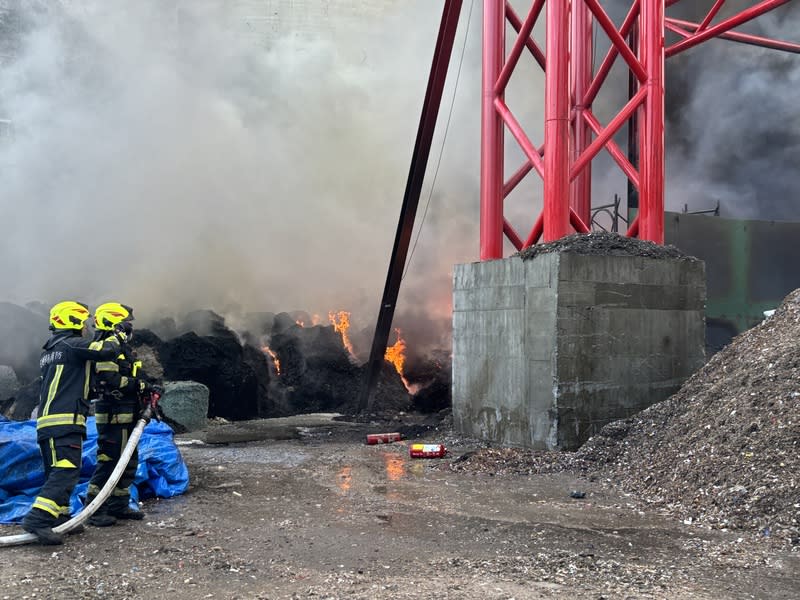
left=21, top=301, right=128, bottom=545
left=85, top=302, right=159, bottom=527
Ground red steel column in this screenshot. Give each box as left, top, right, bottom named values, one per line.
left=638, top=0, right=665, bottom=243
left=543, top=0, right=571, bottom=241
left=570, top=0, right=593, bottom=227
left=480, top=0, right=505, bottom=259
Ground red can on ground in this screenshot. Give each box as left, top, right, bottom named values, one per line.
left=366, top=432, right=403, bottom=445
left=409, top=443, right=448, bottom=459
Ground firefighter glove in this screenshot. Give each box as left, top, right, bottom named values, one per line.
left=114, top=321, right=133, bottom=341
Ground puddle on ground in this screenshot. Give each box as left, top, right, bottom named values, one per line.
left=382, top=452, right=405, bottom=481
left=336, top=466, right=352, bottom=494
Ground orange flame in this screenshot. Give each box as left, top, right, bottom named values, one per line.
left=384, top=329, right=406, bottom=375
left=329, top=310, right=356, bottom=357
left=385, top=329, right=416, bottom=393
left=297, top=315, right=323, bottom=328
left=262, top=346, right=281, bottom=374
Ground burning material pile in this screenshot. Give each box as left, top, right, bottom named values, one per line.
left=1, top=305, right=451, bottom=424
left=263, top=311, right=436, bottom=417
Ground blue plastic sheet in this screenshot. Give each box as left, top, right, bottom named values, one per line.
left=0, top=416, right=189, bottom=524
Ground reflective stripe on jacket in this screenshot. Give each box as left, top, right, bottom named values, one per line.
left=36, top=331, right=120, bottom=440
left=91, top=332, right=148, bottom=404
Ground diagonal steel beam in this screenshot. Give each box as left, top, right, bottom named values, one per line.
left=666, top=16, right=800, bottom=54
left=494, top=97, right=546, bottom=178
left=666, top=0, right=793, bottom=57
left=584, top=0, right=647, bottom=83
left=570, top=87, right=647, bottom=182
left=582, top=109, right=640, bottom=190
left=698, top=0, right=727, bottom=31
left=358, top=0, right=463, bottom=413
left=504, top=1, right=547, bottom=71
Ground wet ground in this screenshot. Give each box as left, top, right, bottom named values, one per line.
left=1, top=415, right=798, bottom=599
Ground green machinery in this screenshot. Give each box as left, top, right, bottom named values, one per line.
left=664, top=211, right=800, bottom=353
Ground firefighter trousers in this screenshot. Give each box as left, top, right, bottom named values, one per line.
left=87, top=401, right=138, bottom=511
left=22, top=433, right=83, bottom=528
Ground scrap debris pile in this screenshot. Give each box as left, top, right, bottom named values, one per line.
left=516, top=230, right=693, bottom=261
left=453, top=289, right=800, bottom=545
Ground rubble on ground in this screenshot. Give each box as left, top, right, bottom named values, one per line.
left=452, top=288, right=800, bottom=546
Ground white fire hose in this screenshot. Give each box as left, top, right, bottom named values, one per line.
left=0, top=404, right=155, bottom=547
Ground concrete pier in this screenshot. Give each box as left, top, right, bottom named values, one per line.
left=452, top=252, right=706, bottom=450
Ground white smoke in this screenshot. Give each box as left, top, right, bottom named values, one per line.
left=0, top=0, right=795, bottom=351
left=663, top=0, right=800, bottom=218
left=0, top=0, right=479, bottom=340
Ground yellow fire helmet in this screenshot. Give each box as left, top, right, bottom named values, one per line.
left=94, top=302, right=135, bottom=331
left=49, top=301, right=91, bottom=331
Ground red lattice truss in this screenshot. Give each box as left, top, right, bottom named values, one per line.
left=480, top=0, right=799, bottom=259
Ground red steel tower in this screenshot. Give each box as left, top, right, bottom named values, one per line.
left=480, top=0, right=800, bottom=258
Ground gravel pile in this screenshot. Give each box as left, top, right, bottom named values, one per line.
left=515, top=231, right=694, bottom=261
left=580, top=288, right=800, bottom=543
left=452, top=288, right=800, bottom=546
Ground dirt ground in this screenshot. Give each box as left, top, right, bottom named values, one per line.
left=1, top=416, right=798, bottom=600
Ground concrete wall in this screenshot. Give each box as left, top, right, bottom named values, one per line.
left=453, top=254, right=706, bottom=450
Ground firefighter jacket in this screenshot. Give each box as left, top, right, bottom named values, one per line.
left=36, top=330, right=121, bottom=441
left=91, top=332, right=151, bottom=412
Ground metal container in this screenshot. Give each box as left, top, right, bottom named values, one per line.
left=366, top=432, right=403, bottom=445
left=409, top=443, right=447, bottom=458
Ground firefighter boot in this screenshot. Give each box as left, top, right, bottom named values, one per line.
left=87, top=510, right=117, bottom=527
left=85, top=496, right=117, bottom=527
left=54, top=514, right=85, bottom=535
left=106, top=496, right=144, bottom=521
left=21, top=510, right=64, bottom=545
left=86, top=504, right=117, bottom=527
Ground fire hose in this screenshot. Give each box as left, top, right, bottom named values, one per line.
left=0, top=392, right=160, bottom=547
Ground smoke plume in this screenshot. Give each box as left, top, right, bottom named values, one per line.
left=663, top=0, right=800, bottom=218
left=0, top=0, right=796, bottom=355
left=0, top=0, right=476, bottom=346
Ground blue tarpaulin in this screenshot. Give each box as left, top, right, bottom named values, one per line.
left=0, top=416, right=189, bottom=524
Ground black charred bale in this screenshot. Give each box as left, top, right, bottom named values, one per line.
left=2, top=377, right=41, bottom=420
left=272, top=312, right=298, bottom=335
left=131, top=328, right=164, bottom=350
left=242, top=312, right=275, bottom=337
left=0, top=302, right=47, bottom=384
left=148, top=317, right=178, bottom=340
left=290, top=310, right=312, bottom=327
left=179, top=310, right=234, bottom=339
left=412, top=371, right=451, bottom=413
left=268, top=318, right=411, bottom=417
left=132, top=327, right=272, bottom=421
left=269, top=323, right=357, bottom=413
left=242, top=343, right=273, bottom=416
left=158, top=332, right=262, bottom=421
left=405, top=350, right=452, bottom=413
left=364, top=362, right=413, bottom=416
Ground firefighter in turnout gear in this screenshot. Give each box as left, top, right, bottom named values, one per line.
left=86, top=302, right=158, bottom=527
left=21, top=301, right=127, bottom=545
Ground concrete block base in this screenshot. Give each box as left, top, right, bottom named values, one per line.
left=452, top=253, right=706, bottom=450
